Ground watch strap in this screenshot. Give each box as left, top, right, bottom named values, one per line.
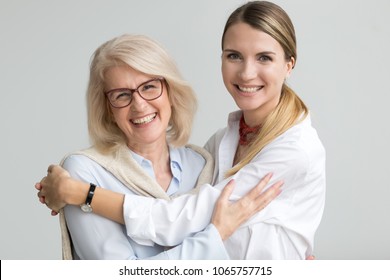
left=85, top=183, right=96, bottom=205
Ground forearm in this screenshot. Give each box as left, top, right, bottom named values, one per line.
left=124, top=184, right=221, bottom=246
left=91, top=187, right=125, bottom=224
left=66, top=180, right=125, bottom=225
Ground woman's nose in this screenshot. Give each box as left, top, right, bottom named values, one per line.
left=130, top=92, right=147, bottom=111
left=239, top=61, right=257, bottom=81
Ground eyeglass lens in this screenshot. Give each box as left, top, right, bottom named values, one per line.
left=107, top=78, right=163, bottom=108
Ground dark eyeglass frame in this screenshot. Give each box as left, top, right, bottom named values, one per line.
left=105, top=77, right=165, bottom=108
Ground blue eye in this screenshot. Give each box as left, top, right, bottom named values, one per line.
left=258, top=55, right=271, bottom=62
left=226, top=53, right=241, bottom=60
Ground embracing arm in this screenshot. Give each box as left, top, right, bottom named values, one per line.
left=37, top=165, right=281, bottom=245
left=122, top=173, right=282, bottom=246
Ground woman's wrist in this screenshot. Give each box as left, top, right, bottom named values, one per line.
left=64, top=178, right=90, bottom=206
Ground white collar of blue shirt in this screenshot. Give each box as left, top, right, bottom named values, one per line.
left=129, top=146, right=182, bottom=195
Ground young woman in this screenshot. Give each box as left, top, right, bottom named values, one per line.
left=37, top=1, right=325, bottom=259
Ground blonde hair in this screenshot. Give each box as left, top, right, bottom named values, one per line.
left=223, top=1, right=308, bottom=177
left=87, top=34, right=197, bottom=152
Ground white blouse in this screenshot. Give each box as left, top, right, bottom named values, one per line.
left=123, top=111, right=326, bottom=259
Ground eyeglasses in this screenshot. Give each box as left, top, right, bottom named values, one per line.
left=105, top=77, right=165, bottom=108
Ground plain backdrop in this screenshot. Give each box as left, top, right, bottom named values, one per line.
left=1, top=0, right=389, bottom=259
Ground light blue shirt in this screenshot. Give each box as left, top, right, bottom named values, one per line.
left=63, top=146, right=229, bottom=260
left=129, top=148, right=182, bottom=196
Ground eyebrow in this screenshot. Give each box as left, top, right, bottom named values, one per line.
left=104, top=77, right=162, bottom=94
left=223, top=49, right=276, bottom=56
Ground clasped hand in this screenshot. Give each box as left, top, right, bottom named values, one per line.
left=35, top=165, right=72, bottom=215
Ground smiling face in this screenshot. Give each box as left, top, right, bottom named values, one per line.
left=104, top=65, right=171, bottom=151
left=222, top=22, right=294, bottom=126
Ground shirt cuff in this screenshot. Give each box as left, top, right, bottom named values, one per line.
left=123, top=194, right=156, bottom=246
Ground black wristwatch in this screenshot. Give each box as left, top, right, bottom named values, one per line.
left=80, top=183, right=96, bottom=213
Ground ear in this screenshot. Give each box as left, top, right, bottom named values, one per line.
left=285, top=56, right=295, bottom=79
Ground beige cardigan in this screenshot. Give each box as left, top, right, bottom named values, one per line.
left=59, top=144, right=214, bottom=260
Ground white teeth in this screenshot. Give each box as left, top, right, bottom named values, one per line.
left=238, top=86, right=262, bottom=93
left=132, top=113, right=157, bottom=125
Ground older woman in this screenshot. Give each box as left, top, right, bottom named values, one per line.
left=37, top=34, right=281, bottom=260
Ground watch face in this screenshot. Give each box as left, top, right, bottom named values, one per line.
left=81, top=204, right=93, bottom=213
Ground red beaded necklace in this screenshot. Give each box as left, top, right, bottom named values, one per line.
left=239, top=115, right=262, bottom=145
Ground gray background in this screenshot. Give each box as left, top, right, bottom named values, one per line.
left=1, top=0, right=389, bottom=259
